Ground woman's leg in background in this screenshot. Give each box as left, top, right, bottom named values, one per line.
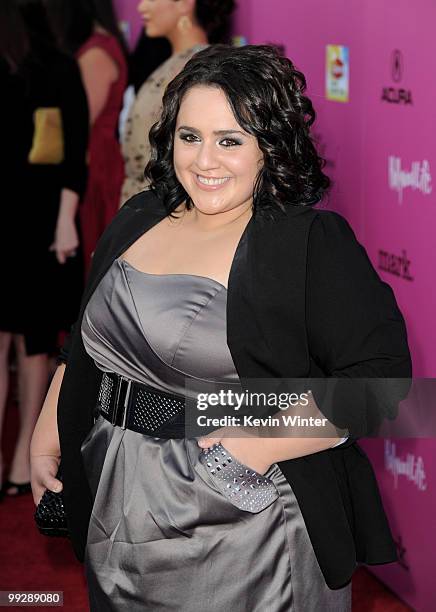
left=0, top=331, right=13, bottom=489
left=5, top=335, right=49, bottom=494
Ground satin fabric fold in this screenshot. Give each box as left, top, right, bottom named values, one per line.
left=82, top=417, right=351, bottom=611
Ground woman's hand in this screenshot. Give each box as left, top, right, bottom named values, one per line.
left=50, top=188, right=80, bottom=264
left=198, top=431, right=275, bottom=475
left=30, top=454, right=62, bottom=506
left=49, top=215, right=79, bottom=264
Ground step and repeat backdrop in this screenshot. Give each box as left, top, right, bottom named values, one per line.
left=116, top=1, right=435, bottom=609
left=232, top=3, right=435, bottom=611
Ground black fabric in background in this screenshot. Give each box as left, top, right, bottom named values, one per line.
left=128, top=32, right=171, bottom=93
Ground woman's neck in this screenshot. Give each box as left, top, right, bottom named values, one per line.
left=178, top=201, right=253, bottom=233
left=167, top=26, right=208, bottom=56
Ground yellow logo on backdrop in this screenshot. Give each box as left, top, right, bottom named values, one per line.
left=326, top=45, right=349, bottom=102
left=232, top=35, right=248, bottom=47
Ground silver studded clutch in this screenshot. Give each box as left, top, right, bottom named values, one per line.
left=199, top=443, right=279, bottom=513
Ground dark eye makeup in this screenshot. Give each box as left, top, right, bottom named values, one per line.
left=178, top=132, right=243, bottom=147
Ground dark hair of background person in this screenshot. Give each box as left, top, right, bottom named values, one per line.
left=3, top=0, right=62, bottom=81
left=128, top=0, right=235, bottom=94
left=0, top=0, right=30, bottom=71
left=194, top=0, right=235, bottom=43
left=128, top=32, right=172, bottom=94
left=44, top=0, right=128, bottom=57
left=145, top=44, right=331, bottom=216
left=14, top=0, right=58, bottom=50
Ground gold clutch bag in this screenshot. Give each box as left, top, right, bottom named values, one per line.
left=28, top=107, right=64, bottom=164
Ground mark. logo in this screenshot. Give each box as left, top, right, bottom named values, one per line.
left=378, top=249, right=413, bottom=281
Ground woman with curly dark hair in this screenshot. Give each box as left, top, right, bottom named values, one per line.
left=31, top=45, right=411, bottom=610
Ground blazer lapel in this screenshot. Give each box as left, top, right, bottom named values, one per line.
left=227, top=204, right=316, bottom=379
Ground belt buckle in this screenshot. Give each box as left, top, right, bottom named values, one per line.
left=112, top=376, right=132, bottom=429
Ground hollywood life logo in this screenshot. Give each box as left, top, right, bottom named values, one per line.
left=381, top=50, right=413, bottom=105
left=388, top=156, right=432, bottom=204
left=378, top=248, right=414, bottom=281
left=384, top=439, right=427, bottom=492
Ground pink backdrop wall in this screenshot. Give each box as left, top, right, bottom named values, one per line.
left=114, top=0, right=142, bottom=49
left=233, top=1, right=436, bottom=610
left=114, top=1, right=435, bottom=608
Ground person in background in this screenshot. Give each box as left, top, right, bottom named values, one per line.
left=0, top=0, right=88, bottom=498
left=129, top=30, right=172, bottom=95
left=47, top=0, right=128, bottom=277
left=120, top=0, right=234, bottom=205
left=118, top=31, right=171, bottom=158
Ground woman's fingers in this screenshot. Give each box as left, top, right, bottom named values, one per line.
left=57, top=251, right=67, bottom=265
left=49, top=236, right=79, bottom=265
left=32, top=475, right=63, bottom=506
left=43, top=473, right=63, bottom=493
left=197, top=436, right=223, bottom=448
left=197, top=425, right=243, bottom=449
left=30, top=455, right=62, bottom=506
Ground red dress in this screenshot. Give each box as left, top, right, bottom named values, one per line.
left=77, top=32, right=127, bottom=277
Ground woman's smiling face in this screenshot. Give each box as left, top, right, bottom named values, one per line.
left=173, top=85, right=264, bottom=215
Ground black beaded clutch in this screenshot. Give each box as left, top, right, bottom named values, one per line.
left=34, top=467, right=69, bottom=538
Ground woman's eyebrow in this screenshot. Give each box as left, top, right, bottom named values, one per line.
left=177, top=125, right=245, bottom=136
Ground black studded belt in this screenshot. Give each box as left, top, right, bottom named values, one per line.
left=96, top=372, right=280, bottom=513
left=96, top=371, right=186, bottom=438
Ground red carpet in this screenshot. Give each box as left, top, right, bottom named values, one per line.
left=1, top=381, right=413, bottom=611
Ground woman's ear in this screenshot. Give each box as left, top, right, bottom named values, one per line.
left=178, top=0, right=197, bottom=20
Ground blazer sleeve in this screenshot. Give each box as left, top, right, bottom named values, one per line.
left=57, top=56, right=89, bottom=197
left=56, top=322, right=76, bottom=366
left=306, top=210, right=412, bottom=438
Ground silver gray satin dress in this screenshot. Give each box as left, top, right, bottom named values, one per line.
left=80, top=257, right=352, bottom=611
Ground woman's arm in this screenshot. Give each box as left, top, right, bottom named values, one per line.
left=78, top=46, right=119, bottom=125
left=30, top=364, right=66, bottom=504
left=49, top=188, right=80, bottom=263
left=50, top=57, right=89, bottom=263
left=198, top=390, right=346, bottom=474
left=199, top=211, right=412, bottom=472
left=304, top=211, right=412, bottom=436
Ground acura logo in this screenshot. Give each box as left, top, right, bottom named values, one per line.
left=382, top=50, right=412, bottom=104
left=391, top=49, right=403, bottom=83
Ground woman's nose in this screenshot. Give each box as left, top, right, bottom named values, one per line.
left=195, top=141, right=220, bottom=170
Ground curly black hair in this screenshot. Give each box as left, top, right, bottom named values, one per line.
left=195, top=0, right=235, bottom=43
left=145, top=44, right=330, bottom=215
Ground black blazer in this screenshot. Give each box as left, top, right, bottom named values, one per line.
left=57, top=190, right=412, bottom=589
